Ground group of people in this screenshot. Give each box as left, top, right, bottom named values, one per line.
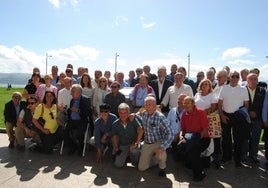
left=3, top=63, right=268, bottom=182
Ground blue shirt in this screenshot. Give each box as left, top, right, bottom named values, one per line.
left=167, top=107, right=185, bottom=136
left=129, top=86, right=155, bottom=107
left=94, top=113, right=117, bottom=149
left=71, top=96, right=81, bottom=120
left=141, top=110, right=173, bottom=150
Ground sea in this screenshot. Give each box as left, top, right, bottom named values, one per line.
left=0, top=83, right=25, bottom=88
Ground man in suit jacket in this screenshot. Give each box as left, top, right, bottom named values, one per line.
left=65, top=84, right=93, bottom=156
left=150, top=66, right=174, bottom=113
left=243, top=73, right=266, bottom=163
left=4, top=92, right=27, bottom=149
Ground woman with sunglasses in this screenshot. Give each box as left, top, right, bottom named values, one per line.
left=93, top=76, right=111, bottom=118
left=32, top=91, right=58, bottom=153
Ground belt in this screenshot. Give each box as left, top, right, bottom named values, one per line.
left=145, top=142, right=155, bottom=144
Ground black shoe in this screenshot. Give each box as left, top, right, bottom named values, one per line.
left=213, top=161, right=221, bottom=169
left=17, top=144, right=25, bottom=151
left=235, top=162, right=243, bottom=168
left=158, top=169, right=166, bottom=177
left=221, top=159, right=231, bottom=165
left=250, top=157, right=260, bottom=164
left=68, top=147, right=77, bottom=155
left=193, top=171, right=206, bottom=181
left=8, top=141, right=14, bottom=149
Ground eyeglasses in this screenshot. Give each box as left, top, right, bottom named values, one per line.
left=49, top=112, right=54, bottom=119
left=231, top=75, right=239, bottom=79
left=28, top=102, right=36, bottom=105
left=111, top=86, right=118, bottom=89
left=100, top=110, right=109, bottom=113
left=66, top=70, right=72, bottom=73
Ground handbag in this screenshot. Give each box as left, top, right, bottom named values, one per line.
left=207, top=112, right=221, bottom=138
left=37, top=104, right=45, bottom=127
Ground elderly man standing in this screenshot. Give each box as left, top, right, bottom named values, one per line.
left=129, top=74, right=155, bottom=111
left=150, top=66, right=173, bottom=113
left=218, top=70, right=249, bottom=167
left=138, top=96, right=173, bottom=177
left=161, top=72, right=193, bottom=110
left=112, top=103, right=143, bottom=168
left=4, top=92, right=27, bottom=149
left=242, top=73, right=265, bottom=163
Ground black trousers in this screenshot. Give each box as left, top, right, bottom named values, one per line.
left=222, top=112, right=248, bottom=163
left=64, top=119, right=87, bottom=152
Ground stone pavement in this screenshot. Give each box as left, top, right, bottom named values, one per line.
left=0, top=133, right=267, bottom=188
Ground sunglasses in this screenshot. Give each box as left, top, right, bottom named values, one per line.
left=100, top=110, right=109, bottom=113
left=111, top=86, right=118, bottom=89
left=49, top=112, right=54, bottom=119
left=66, top=70, right=72, bottom=73
left=231, top=75, right=239, bottom=79
left=28, top=102, right=36, bottom=105
left=12, top=96, right=20, bottom=99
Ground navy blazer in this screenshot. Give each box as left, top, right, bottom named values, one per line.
left=150, top=79, right=174, bottom=110
left=4, top=100, right=27, bottom=125
left=69, top=95, right=93, bottom=124
left=247, top=86, right=266, bottom=120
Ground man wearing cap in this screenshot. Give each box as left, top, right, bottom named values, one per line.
left=92, top=104, right=117, bottom=162
left=4, top=92, right=27, bottom=149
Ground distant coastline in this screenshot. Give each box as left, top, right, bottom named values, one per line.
left=0, top=84, right=24, bottom=88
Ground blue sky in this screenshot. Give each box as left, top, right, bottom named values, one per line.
left=0, top=0, right=268, bottom=81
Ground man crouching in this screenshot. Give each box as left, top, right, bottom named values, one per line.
left=112, top=103, right=143, bottom=168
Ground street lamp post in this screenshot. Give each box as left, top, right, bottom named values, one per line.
left=45, top=53, right=52, bottom=74
left=187, top=53, right=190, bottom=78
left=115, top=52, right=119, bottom=74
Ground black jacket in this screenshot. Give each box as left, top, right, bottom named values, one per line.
left=247, top=86, right=266, bottom=120
left=4, top=100, right=27, bottom=125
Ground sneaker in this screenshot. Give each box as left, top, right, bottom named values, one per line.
left=158, top=169, right=166, bottom=177
left=193, top=171, right=206, bottom=181
left=8, top=141, right=14, bottom=149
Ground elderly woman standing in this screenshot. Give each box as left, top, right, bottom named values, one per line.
left=35, top=74, right=58, bottom=102
left=32, top=91, right=59, bottom=154
left=194, top=79, right=220, bottom=168
left=93, top=76, right=111, bottom=118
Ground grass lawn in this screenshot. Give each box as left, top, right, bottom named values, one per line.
left=0, top=87, right=24, bottom=128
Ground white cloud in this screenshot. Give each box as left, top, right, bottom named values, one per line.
left=48, top=0, right=78, bottom=8
left=49, top=0, right=60, bottom=8
left=115, top=16, right=128, bottom=26
left=0, top=45, right=100, bottom=74
left=140, top=16, right=156, bottom=29
left=222, top=47, right=251, bottom=60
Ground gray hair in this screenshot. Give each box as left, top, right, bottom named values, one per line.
left=71, top=84, right=82, bottom=93
left=118, top=103, right=130, bottom=113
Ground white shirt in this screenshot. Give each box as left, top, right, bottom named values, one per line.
left=58, top=88, right=72, bottom=108
left=161, top=84, right=193, bottom=109
left=195, top=92, right=218, bottom=110
left=219, top=84, right=249, bottom=113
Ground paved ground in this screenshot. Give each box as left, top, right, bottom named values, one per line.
left=0, top=133, right=267, bottom=188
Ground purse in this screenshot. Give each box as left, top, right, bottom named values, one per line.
left=37, top=104, right=45, bottom=127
